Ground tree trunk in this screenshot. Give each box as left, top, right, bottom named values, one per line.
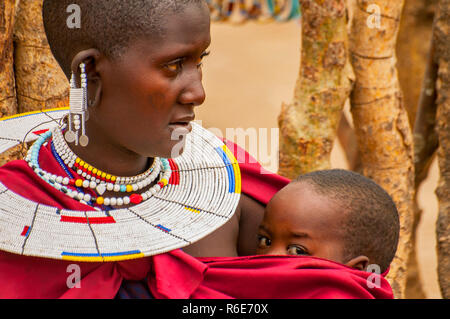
left=13, top=0, right=68, bottom=114
left=349, top=0, right=415, bottom=298
left=414, top=40, right=439, bottom=188
left=0, top=0, right=17, bottom=118
left=337, top=111, right=361, bottom=171
left=404, top=8, right=438, bottom=298
left=397, top=0, right=437, bottom=126
left=0, top=0, right=20, bottom=167
left=278, top=0, right=354, bottom=179
left=398, top=0, right=439, bottom=299
left=434, top=0, right=450, bottom=300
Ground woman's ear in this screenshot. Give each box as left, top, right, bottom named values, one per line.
left=345, top=255, right=369, bottom=271
left=71, top=48, right=102, bottom=108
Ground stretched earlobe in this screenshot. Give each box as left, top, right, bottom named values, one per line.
left=70, top=48, right=102, bottom=87
left=71, top=49, right=101, bottom=76
left=70, top=48, right=103, bottom=108
left=345, top=255, right=370, bottom=271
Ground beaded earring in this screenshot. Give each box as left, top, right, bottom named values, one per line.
left=65, top=63, right=89, bottom=147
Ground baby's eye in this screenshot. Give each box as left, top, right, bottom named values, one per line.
left=287, top=245, right=309, bottom=256
left=257, top=235, right=271, bottom=248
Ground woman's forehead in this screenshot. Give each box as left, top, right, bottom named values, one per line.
left=160, top=4, right=211, bottom=44
left=126, top=9, right=211, bottom=61
left=124, top=31, right=211, bottom=63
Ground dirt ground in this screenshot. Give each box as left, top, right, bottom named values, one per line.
left=198, top=21, right=442, bottom=299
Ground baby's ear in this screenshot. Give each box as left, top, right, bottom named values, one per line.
left=345, top=255, right=369, bottom=271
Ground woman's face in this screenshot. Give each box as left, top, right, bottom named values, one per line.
left=90, top=4, right=211, bottom=159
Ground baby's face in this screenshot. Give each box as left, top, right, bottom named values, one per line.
left=256, top=182, right=347, bottom=264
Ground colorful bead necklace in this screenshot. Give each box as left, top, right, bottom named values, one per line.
left=25, top=127, right=172, bottom=208
left=51, top=127, right=161, bottom=197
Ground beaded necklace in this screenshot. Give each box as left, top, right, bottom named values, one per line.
left=52, top=127, right=162, bottom=194
left=26, top=127, right=172, bottom=208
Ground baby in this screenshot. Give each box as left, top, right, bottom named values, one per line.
left=256, top=169, right=400, bottom=273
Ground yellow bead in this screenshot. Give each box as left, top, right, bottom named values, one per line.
left=75, top=158, right=81, bottom=164
left=111, top=176, right=117, bottom=182
left=97, top=170, right=102, bottom=176
left=96, top=197, right=104, bottom=205
left=126, top=185, right=133, bottom=192
left=92, top=168, right=98, bottom=175
left=160, top=178, right=168, bottom=186
left=101, top=172, right=107, bottom=178
left=75, top=179, right=83, bottom=187
left=88, top=166, right=93, bottom=172
left=79, top=161, right=85, bottom=167
left=106, top=174, right=111, bottom=180
left=83, top=163, right=89, bottom=169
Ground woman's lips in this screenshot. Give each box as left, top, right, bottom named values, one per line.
left=168, top=121, right=192, bottom=133
left=169, top=115, right=195, bottom=133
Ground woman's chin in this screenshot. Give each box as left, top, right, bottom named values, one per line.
left=154, top=140, right=187, bottom=159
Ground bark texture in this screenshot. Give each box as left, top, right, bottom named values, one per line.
left=349, top=0, right=415, bottom=298
left=397, top=0, right=437, bottom=126
left=414, top=42, right=439, bottom=188
left=13, top=0, right=68, bottom=113
left=403, top=2, right=438, bottom=298
left=278, top=0, right=354, bottom=179
left=0, top=0, right=19, bottom=167
left=0, top=0, right=17, bottom=118
left=434, top=0, right=450, bottom=299
left=337, top=111, right=361, bottom=171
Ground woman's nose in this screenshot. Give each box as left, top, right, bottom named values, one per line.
left=179, top=70, right=206, bottom=106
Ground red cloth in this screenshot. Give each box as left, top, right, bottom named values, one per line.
left=0, top=139, right=393, bottom=299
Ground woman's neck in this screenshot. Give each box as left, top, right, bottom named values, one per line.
left=68, top=130, right=151, bottom=178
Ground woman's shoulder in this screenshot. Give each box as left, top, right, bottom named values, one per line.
left=0, top=158, right=37, bottom=188
left=0, top=146, right=87, bottom=210
left=0, top=157, right=59, bottom=207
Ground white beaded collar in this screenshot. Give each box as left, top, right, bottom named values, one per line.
left=0, top=108, right=241, bottom=262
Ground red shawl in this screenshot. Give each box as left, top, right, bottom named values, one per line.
left=0, top=139, right=393, bottom=299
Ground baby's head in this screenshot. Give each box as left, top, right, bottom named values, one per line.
left=256, top=169, right=399, bottom=273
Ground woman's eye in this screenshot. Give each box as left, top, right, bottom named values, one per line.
left=166, top=60, right=183, bottom=73
left=287, top=245, right=309, bottom=256
left=196, top=57, right=203, bottom=68
left=257, top=235, right=271, bottom=248
left=197, top=51, right=210, bottom=68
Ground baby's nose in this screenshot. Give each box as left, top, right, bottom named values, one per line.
left=265, top=246, right=288, bottom=256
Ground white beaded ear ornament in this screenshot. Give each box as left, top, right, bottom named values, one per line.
left=65, top=63, right=89, bottom=147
